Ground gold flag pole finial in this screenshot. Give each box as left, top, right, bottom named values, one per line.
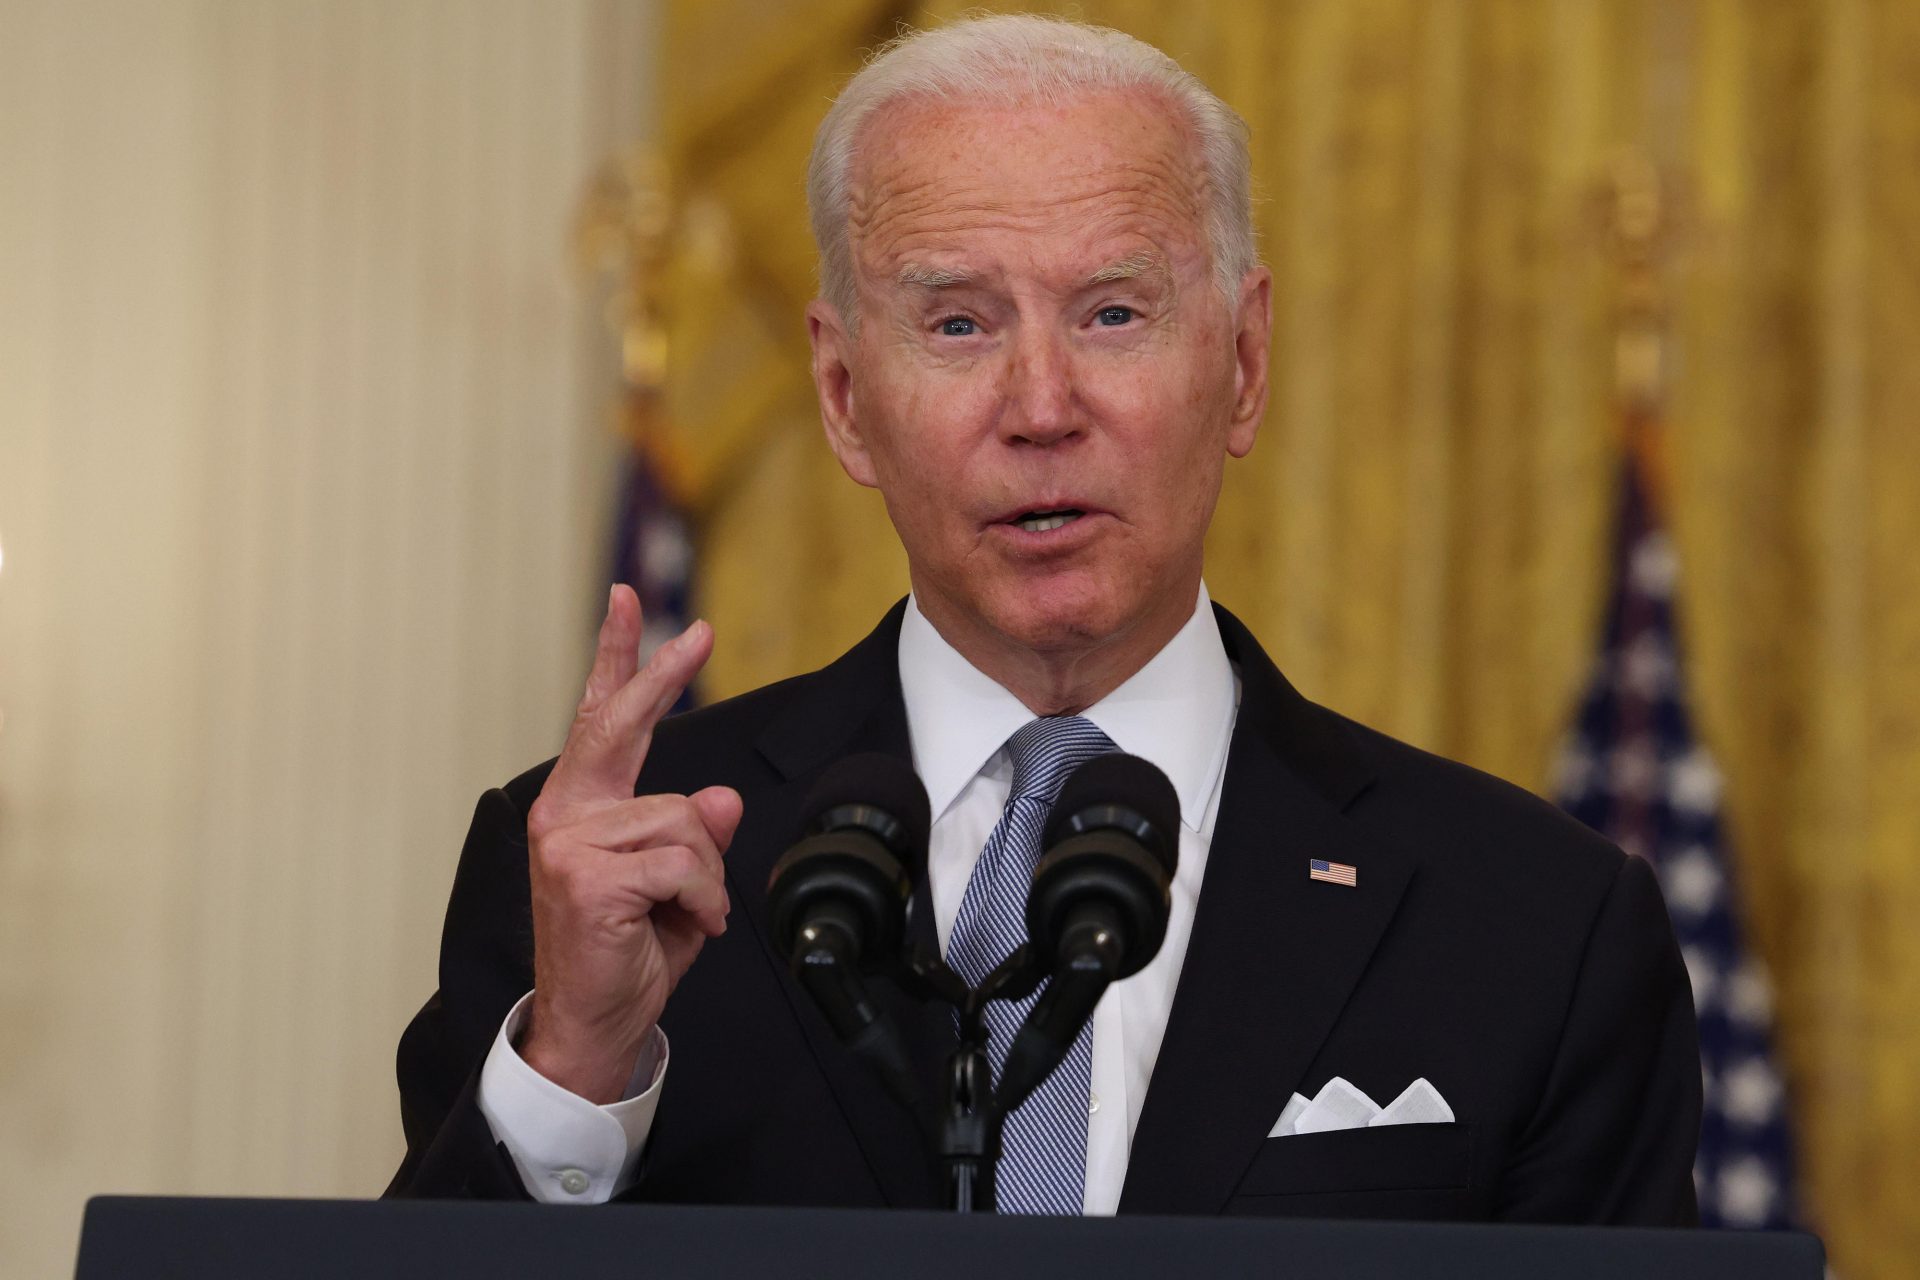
left=572, top=148, right=740, bottom=508
left=1592, top=147, right=1686, bottom=513
left=574, top=147, right=675, bottom=455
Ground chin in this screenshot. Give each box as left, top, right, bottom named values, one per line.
left=981, top=577, right=1133, bottom=654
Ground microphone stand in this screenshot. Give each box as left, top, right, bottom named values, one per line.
left=898, top=944, right=1103, bottom=1213
left=795, top=914, right=1124, bottom=1212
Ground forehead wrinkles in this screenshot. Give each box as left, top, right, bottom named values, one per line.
left=856, top=180, right=1201, bottom=281
left=845, top=97, right=1210, bottom=283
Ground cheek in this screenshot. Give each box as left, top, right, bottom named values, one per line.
left=869, top=372, right=994, bottom=486
left=1093, top=367, right=1232, bottom=527
left=861, top=379, right=996, bottom=559
left=1094, top=363, right=1226, bottom=460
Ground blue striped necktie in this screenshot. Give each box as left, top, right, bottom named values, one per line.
left=946, top=715, right=1117, bottom=1215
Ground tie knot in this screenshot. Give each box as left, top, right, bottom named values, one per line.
left=1005, top=715, right=1117, bottom=805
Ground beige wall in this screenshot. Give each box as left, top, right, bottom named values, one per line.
left=0, top=1, right=655, bottom=1270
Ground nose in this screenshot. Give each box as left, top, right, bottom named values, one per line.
left=1000, top=324, right=1079, bottom=446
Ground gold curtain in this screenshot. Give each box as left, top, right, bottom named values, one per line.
left=652, top=2, right=1920, bottom=1274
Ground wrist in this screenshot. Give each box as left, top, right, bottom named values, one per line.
left=517, top=1003, right=651, bottom=1105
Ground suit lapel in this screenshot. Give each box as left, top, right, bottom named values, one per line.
left=1119, top=609, right=1417, bottom=1214
left=726, top=601, right=955, bottom=1208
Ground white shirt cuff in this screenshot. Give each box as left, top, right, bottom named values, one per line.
left=475, top=990, right=667, bottom=1204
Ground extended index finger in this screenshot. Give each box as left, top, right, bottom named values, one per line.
left=548, top=617, right=714, bottom=806
left=577, top=584, right=643, bottom=719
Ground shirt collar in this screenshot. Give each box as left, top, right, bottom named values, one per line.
left=897, top=584, right=1235, bottom=832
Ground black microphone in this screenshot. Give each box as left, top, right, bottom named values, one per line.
left=767, top=753, right=930, bottom=1104
left=996, top=753, right=1179, bottom=1113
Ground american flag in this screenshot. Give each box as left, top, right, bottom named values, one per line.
left=1552, top=461, right=1798, bottom=1229
left=1309, top=858, right=1358, bottom=888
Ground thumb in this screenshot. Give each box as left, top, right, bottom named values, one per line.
left=690, top=785, right=745, bottom=851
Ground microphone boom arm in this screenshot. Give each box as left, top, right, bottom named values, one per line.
left=788, top=907, right=922, bottom=1112
left=993, top=908, right=1125, bottom=1114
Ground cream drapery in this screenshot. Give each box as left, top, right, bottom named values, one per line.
left=0, top=2, right=652, bottom=1272
left=649, top=3, right=1920, bottom=1275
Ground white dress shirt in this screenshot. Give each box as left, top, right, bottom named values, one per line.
left=478, top=585, right=1239, bottom=1211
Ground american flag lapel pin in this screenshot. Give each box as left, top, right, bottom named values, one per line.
left=1309, top=858, right=1358, bottom=888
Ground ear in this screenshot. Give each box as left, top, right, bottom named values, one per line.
left=1226, top=266, right=1272, bottom=459
left=807, top=299, right=879, bottom=488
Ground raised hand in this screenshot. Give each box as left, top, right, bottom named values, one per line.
left=517, top=585, right=744, bottom=1104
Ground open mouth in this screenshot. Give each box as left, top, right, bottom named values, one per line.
left=1011, top=508, right=1086, bottom=533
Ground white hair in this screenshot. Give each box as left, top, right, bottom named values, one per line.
left=805, top=14, right=1257, bottom=328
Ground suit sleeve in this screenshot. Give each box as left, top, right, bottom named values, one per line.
left=1496, top=852, right=1703, bottom=1225
left=384, top=786, right=539, bottom=1199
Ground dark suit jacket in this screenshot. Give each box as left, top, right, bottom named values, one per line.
left=388, top=601, right=1700, bottom=1222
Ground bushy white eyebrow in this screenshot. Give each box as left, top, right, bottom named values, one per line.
left=893, top=253, right=1170, bottom=292
left=1085, top=251, right=1170, bottom=288
left=896, top=262, right=972, bottom=289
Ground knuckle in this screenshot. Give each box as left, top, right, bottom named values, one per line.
left=525, top=795, right=565, bottom=844
left=654, top=792, right=698, bottom=829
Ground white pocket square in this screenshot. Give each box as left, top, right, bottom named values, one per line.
left=1269, top=1076, right=1454, bottom=1137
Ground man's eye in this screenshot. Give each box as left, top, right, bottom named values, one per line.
left=1096, top=305, right=1135, bottom=327
left=938, top=316, right=977, bottom=337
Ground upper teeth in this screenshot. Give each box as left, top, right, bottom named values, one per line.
left=1018, top=511, right=1081, bottom=532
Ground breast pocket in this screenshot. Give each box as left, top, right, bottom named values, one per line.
left=1231, top=1122, right=1475, bottom=1198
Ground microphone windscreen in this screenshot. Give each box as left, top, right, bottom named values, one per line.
left=800, top=752, right=932, bottom=871
left=1043, top=752, right=1180, bottom=874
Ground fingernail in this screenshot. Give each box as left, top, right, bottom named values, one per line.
left=607, top=584, right=618, bottom=612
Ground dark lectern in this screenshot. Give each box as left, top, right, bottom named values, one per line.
left=76, top=1198, right=1823, bottom=1279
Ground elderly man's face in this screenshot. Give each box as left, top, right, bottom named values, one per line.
left=809, top=90, right=1270, bottom=667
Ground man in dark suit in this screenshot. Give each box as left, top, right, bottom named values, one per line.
left=389, top=14, right=1700, bottom=1221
